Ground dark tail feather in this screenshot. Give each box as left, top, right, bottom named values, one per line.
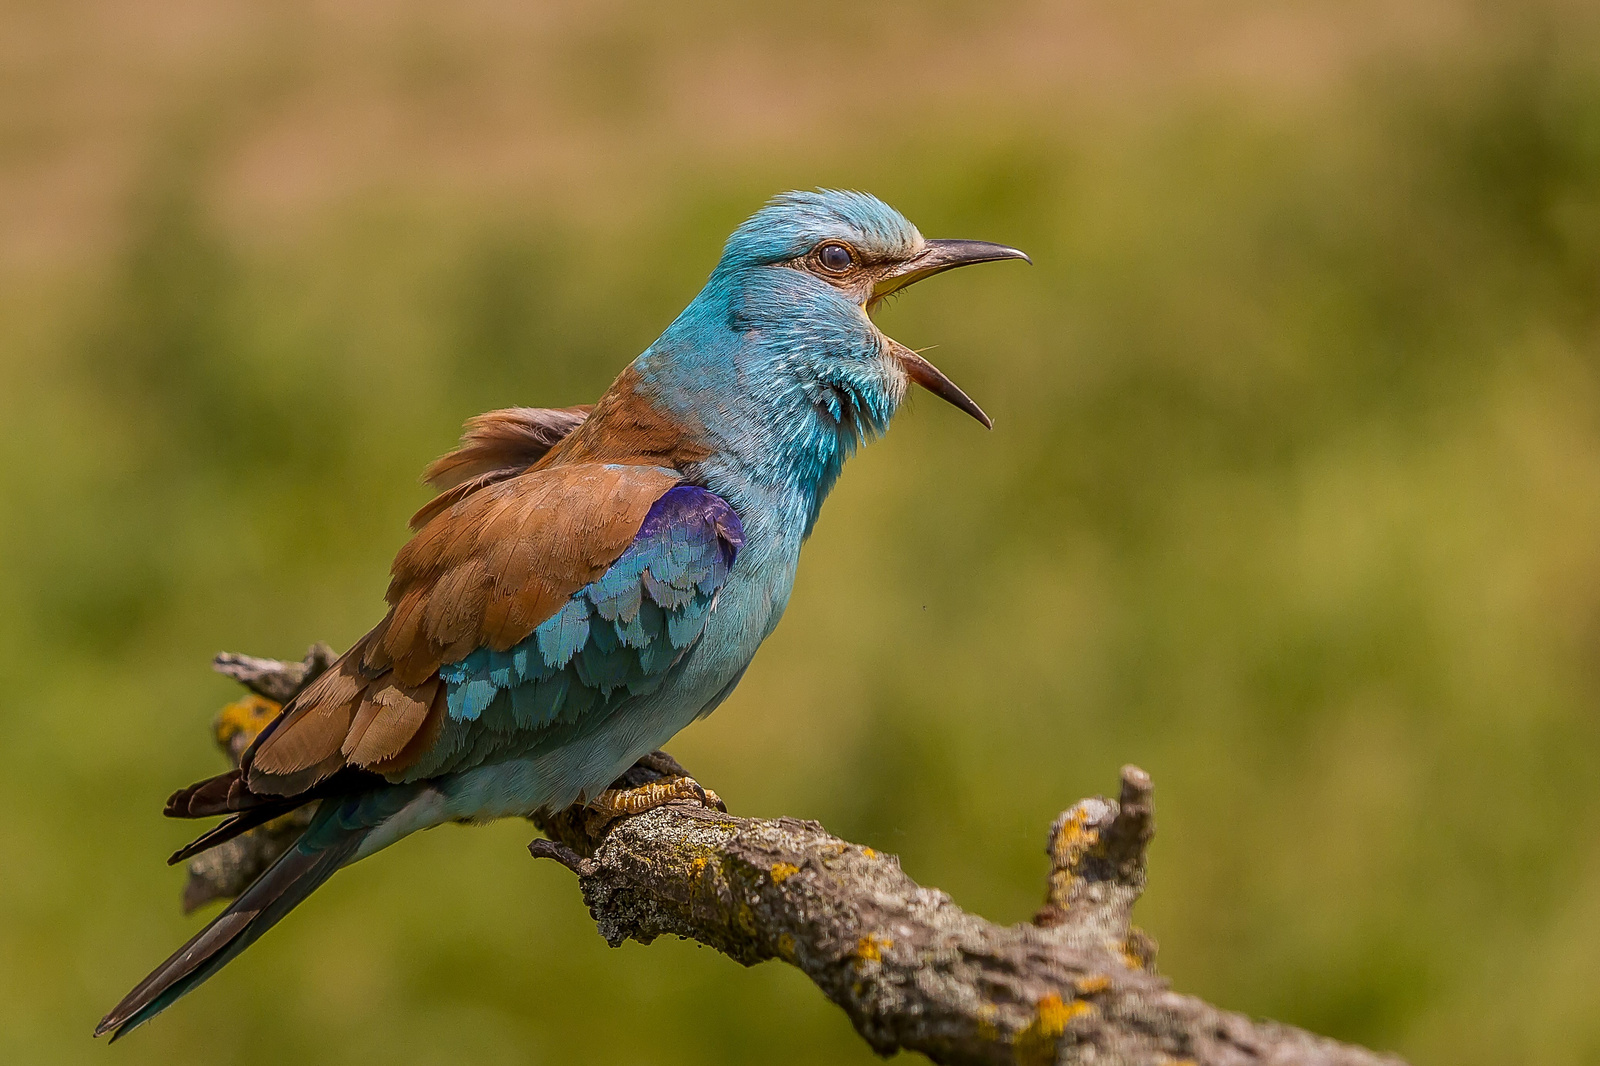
left=164, top=766, right=383, bottom=864
left=164, top=768, right=254, bottom=816
left=166, top=807, right=291, bottom=865
left=165, top=768, right=384, bottom=822
left=97, top=819, right=367, bottom=1041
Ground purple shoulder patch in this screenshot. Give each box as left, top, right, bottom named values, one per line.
left=638, top=485, right=745, bottom=564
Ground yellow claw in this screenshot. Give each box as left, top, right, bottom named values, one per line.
left=584, top=773, right=725, bottom=833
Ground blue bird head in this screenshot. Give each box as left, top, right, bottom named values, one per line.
left=705, top=190, right=1030, bottom=432
left=635, top=189, right=1026, bottom=526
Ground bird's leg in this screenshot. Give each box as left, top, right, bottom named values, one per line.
left=632, top=750, right=691, bottom=778
left=583, top=750, right=726, bottom=834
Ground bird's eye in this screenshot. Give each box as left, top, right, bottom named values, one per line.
left=817, top=242, right=854, bottom=272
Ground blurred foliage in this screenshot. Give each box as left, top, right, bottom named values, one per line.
left=3, top=2, right=1600, bottom=1064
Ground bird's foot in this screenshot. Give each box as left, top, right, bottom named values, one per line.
left=584, top=751, right=726, bottom=834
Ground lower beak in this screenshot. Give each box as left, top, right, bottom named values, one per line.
left=874, top=239, right=1030, bottom=430
left=888, top=339, right=993, bottom=429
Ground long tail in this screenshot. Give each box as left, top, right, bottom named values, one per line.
left=97, top=787, right=421, bottom=1041
left=161, top=766, right=381, bottom=865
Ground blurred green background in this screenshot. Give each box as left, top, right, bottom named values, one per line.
left=4, top=1, right=1600, bottom=1063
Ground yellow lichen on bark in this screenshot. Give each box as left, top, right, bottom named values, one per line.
left=975, top=1002, right=1000, bottom=1042
left=213, top=694, right=279, bottom=751
left=853, top=933, right=893, bottom=964
left=1074, top=973, right=1112, bottom=995
left=1013, top=993, right=1093, bottom=1066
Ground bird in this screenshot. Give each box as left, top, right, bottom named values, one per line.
left=97, top=189, right=1028, bottom=1040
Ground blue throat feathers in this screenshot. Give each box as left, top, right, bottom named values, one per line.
left=633, top=193, right=917, bottom=535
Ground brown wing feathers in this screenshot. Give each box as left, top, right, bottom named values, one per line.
left=342, top=676, right=439, bottom=767
left=422, top=405, right=592, bottom=490
left=410, top=405, right=592, bottom=529
left=375, top=463, right=680, bottom=682
left=245, top=649, right=368, bottom=793
left=241, top=643, right=440, bottom=795
left=169, top=394, right=697, bottom=852
left=366, top=680, right=447, bottom=776
left=243, top=463, right=679, bottom=796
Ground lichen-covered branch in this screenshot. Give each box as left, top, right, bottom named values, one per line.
left=188, top=649, right=1407, bottom=1066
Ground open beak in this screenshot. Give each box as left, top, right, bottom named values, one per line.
left=888, top=339, right=994, bottom=429
left=873, top=239, right=1030, bottom=430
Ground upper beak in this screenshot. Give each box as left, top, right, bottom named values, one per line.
left=873, top=239, right=1030, bottom=430
left=872, top=239, right=1031, bottom=303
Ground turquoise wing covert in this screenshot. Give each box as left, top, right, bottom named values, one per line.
left=399, top=484, right=744, bottom=780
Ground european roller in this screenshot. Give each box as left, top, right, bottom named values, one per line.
left=99, top=189, right=1027, bottom=1039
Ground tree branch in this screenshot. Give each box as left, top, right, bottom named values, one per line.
left=186, top=648, right=1406, bottom=1066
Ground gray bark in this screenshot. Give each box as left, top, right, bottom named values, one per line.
left=184, top=647, right=1407, bottom=1066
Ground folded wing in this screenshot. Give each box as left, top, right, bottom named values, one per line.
left=241, top=462, right=682, bottom=796
left=402, top=484, right=744, bottom=783
left=221, top=470, right=741, bottom=817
